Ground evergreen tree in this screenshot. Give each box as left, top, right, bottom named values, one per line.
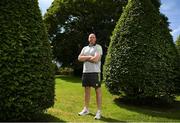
left=176, top=35, right=180, bottom=53
left=103, top=0, right=179, bottom=104
left=175, top=35, right=180, bottom=93
left=0, top=0, right=55, bottom=120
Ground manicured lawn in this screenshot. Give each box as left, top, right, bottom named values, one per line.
left=43, top=75, right=180, bottom=122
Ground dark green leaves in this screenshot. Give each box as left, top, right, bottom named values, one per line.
left=103, top=0, right=179, bottom=104
left=0, top=0, right=55, bottom=121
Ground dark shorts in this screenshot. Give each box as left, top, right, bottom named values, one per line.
left=82, top=73, right=101, bottom=88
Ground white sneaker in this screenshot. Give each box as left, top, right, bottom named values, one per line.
left=78, top=109, right=89, bottom=116
left=94, top=111, right=101, bottom=120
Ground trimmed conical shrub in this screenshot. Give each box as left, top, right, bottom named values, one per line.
left=175, top=35, right=180, bottom=93
left=0, top=0, right=55, bottom=121
left=176, top=35, right=180, bottom=53
left=103, top=0, right=179, bottom=104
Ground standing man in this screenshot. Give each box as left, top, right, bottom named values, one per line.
left=78, top=33, right=103, bottom=120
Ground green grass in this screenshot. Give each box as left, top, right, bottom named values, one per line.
left=43, top=75, right=180, bottom=122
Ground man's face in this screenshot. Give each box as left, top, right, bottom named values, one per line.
left=88, top=34, right=96, bottom=45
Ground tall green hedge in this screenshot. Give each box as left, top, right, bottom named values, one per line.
left=175, top=35, right=180, bottom=93
left=176, top=35, right=180, bottom=53
left=103, top=0, right=179, bottom=104
left=0, top=0, right=55, bottom=121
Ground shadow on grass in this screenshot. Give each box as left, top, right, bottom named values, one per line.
left=30, top=113, right=65, bottom=122
left=55, top=75, right=81, bottom=83
left=114, top=97, right=180, bottom=121
left=0, top=113, right=65, bottom=122
left=88, top=113, right=126, bottom=122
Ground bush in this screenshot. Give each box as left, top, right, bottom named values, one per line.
left=175, top=35, right=180, bottom=93
left=57, top=67, right=74, bottom=75
left=0, top=0, right=55, bottom=121
left=176, top=35, right=180, bottom=54
left=103, top=0, right=179, bottom=104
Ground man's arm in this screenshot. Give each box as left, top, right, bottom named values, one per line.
left=88, top=45, right=102, bottom=63
left=88, top=52, right=101, bottom=63
left=78, top=54, right=92, bottom=62
left=78, top=47, right=92, bottom=62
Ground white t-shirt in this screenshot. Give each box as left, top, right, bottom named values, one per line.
left=80, top=44, right=103, bottom=73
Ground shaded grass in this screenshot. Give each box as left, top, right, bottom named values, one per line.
left=30, top=113, right=65, bottom=122
left=46, top=75, right=180, bottom=122
left=114, top=98, right=180, bottom=121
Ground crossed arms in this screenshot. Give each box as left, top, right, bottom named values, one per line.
left=78, top=52, right=101, bottom=63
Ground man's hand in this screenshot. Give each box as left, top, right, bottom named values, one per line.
left=87, top=52, right=101, bottom=63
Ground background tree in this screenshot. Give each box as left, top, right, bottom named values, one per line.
left=44, top=0, right=127, bottom=75
left=103, top=0, right=179, bottom=104
left=0, top=0, right=55, bottom=121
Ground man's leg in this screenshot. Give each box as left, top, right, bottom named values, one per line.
left=95, top=87, right=102, bottom=110
left=94, top=87, right=102, bottom=119
left=78, top=86, right=91, bottom=116
left=84, top=86, right=91, bottom=109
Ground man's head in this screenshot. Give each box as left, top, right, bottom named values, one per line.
left=88, top=33, right=96, bottom=45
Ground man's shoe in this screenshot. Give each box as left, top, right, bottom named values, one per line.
left=78, top=109, right=89, bottom=116
left=94, top=111, right=101, bottom=120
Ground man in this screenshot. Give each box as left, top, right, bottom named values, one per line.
left=78, top=33, right=103, bottom=120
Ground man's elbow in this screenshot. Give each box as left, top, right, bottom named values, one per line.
left=78, top=56, right=81, bottom=61
left=78, top=56, right=84, bottom=62
left=94, top=56, right=101, bottom=63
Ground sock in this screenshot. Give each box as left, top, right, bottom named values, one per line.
left=97, top=110, right=101, bottom=113
left=83, top=107, right=88, bottom=111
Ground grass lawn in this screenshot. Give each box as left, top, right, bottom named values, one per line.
left=42, top=75, right=180, bottom=122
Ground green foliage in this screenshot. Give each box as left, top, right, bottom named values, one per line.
left=150, top=0, right=170, bottom=29
left=150, top=0, right=161, bottom=9
left=175, top=35, right=180, bottom=93
left=176, top=35, right=180, bottom=53
left=103, top=0, right=179, bottom=104
left=0, top=0, right=55, bottom=121
left=44, top=0, right=127, bottom=75
left=57, top=67, right=74, bottom=75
